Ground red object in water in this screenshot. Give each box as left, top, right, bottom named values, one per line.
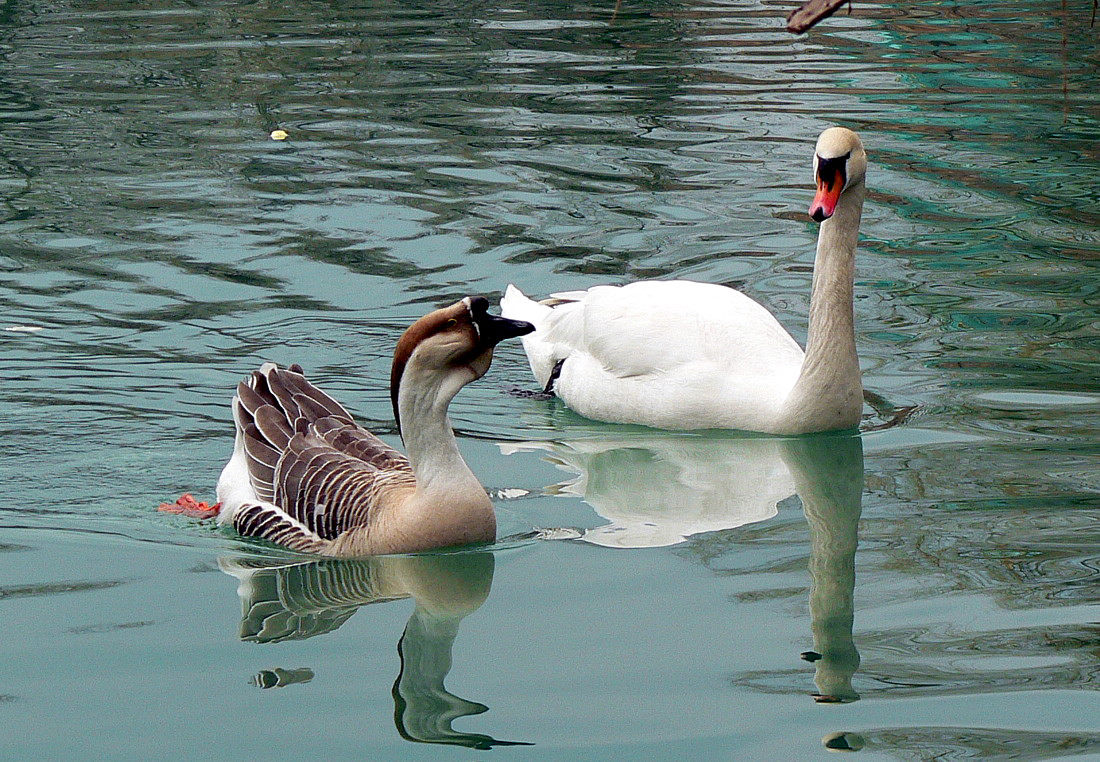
left=158, top=493, right=221, bottom=519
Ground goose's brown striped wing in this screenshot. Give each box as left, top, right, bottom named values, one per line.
left=233, top=503, right=329, bottom=554
left=234, top=432, right=415, bottom=543
left=310, top=416, right=411, bottom=473
left=232, top=363, right=414, bottom=544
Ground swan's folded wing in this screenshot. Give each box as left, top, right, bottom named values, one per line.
left=544, top=281, right=803, bottom=379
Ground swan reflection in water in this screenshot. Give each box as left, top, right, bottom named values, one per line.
left=505, top=430, right=863, bottom=703
left=787, top=434, right=862, bottom=705
left=503, top=435, right=795, bottom=548
left=218, top=552, right=529, bottom=750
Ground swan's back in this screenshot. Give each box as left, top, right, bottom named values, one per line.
left=502, top=127, right=868, bottom=434
left=545, top=281, right=803, bottom=378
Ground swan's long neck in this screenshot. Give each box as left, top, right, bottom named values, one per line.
left=397, top=372, right=483, bottom=500
left=780, top=182, right=865, bottom=432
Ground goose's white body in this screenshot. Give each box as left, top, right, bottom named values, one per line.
left=501, top=127, right=868, bottom=435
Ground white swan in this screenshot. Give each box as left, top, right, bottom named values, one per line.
left=213, top=297, right=533, bottom=556
left=500, top=127, right=867, bottom=434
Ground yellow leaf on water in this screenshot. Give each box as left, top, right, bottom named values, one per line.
left=270, top=129, right=289, bottom=141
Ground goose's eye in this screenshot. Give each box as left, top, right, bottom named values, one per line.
left=445, top=318, right=458, bottom=327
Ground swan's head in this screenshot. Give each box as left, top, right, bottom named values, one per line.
left=810, top=127, right=866, bottom=223
left=391, top=297, right=533, bottom=430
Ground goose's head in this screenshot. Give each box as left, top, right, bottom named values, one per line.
left=810, top=127, right=866, bottom=223
left=390, top=296, right=534, bottom=428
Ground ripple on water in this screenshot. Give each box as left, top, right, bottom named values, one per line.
left=0, top=0, right=1096, bottom=756
left=974, top=390, right=1100, bottom=409
left=847, top=727, right=1100, bottom=759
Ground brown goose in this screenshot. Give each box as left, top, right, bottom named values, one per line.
left=213, top=297, right=533, bottom=556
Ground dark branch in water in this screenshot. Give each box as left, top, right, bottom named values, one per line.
left=789, top=0, right=1096, bottom=32
left=787, top=0, right=850, bottom=33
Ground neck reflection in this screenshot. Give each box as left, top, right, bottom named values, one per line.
left=219, top=551, right=529, bottom=749
left=783, top=434, right=863, bottom=704
left=508, top=429, right=864, bottom=702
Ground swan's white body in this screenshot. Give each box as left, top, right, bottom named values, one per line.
left=501, top=127, right=868, bottom=435
left=503, top=280, right=808, bottom=432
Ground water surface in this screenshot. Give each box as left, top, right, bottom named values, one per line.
left=1, top=0, right=1097, bottom=758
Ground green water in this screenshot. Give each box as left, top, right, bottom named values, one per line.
left=1, top=0, right=1097, bottom=758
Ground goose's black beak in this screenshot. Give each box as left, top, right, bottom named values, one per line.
left=468, top=296, right=534, bottom=346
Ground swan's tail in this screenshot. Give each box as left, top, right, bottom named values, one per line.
left=500, top=284, right=562, bottom=390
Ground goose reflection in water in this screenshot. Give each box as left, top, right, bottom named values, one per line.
left=218, top=552, right=529, bottom=750
left=505, top=430, right=863, bottom=703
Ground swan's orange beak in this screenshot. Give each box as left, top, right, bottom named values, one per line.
left=809, top=174, right=842, bottom=222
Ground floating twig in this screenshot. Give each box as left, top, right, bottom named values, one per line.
left=787, top=0, right=851, bottom=33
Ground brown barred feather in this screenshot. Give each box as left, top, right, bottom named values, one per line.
left=239, top=420, right=278, bottom=501
left=295, top=393, right=349, bottom=424
left=253, top=406, right=294, bottom=449
left=233, top=503, right=326, bottom=554
left=276, top=368, right=353, bottom=420
left=243, top=455, right=276, bottom=502
left=250, top=368, right=274, bottom=403
left=287, top=443, right=344, bottom=526
left=275, top=438, right=320, bottom=523
left=264, top=371, right=303, bottom=422
left=230, top=363, right=416, bottom=548
left=327, top=425, right=411, bottom=472
left=236, top=381, right=268, bottom=416
left=241, top=422, right=279, bottom=466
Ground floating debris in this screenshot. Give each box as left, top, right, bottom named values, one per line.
left=252, top=667, right=314, bottom=689
left=270, top=129, right=288, bottom=141
left=822, top=732, right=866, bottom=751
left=532, top=527, right=584, bottom=541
